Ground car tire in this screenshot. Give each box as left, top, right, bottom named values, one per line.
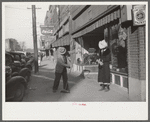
left=13, top=83, right=25, bottom=101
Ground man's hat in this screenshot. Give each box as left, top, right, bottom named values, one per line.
left=58, top=47, right=66, bottom=55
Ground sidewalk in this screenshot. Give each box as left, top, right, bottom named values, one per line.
left=24, top=58, right=130, bottom=102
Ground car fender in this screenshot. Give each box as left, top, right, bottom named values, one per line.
left=19, top=68, right=31, bottom=77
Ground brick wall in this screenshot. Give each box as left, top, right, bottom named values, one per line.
left=128, top=26, right=139, bottom=79
left=128, top=25, right=146, bottom=80
left=138, top=26, right=146, bottom=80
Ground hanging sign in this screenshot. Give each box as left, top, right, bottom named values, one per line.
left=40, top=35, right=55, bottom=41
left=132, top=5, right=146, bottom=26
left=40, top=25, right=54, bottom=35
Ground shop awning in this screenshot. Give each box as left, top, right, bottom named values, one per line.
left=72, top=8, right=121, bottom=38
left=52, top=34, right=70, bottom=47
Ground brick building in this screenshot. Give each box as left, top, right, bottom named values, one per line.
left=47, top=5, right=146, bottom=101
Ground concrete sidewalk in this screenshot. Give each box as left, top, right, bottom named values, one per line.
left=24, top=59, right=130, bottom=102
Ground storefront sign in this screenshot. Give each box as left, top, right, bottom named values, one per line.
left=40, top=25, right=53, bottom=36
left=132, top=5, right=146, bottom=26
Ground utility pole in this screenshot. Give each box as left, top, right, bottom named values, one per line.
left=28, top=5, right=41, bottom=73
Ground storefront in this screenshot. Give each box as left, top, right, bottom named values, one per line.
left=71, top=6, right=127, bottom=85
left=71, top=5, right=146, bottom=101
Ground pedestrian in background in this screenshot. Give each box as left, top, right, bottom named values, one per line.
left=53, top=48, right=57, bottom=64
left=50, top=48, right=54, bottom=63
left=45, top=49, right=49, bottom=59
left=97, top=39, right=111, bottom=92
left=52, top=47, right=71, bottom=93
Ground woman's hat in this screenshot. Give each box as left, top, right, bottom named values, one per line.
left=58, top=47, right=66, bottom=55
left=98, top=39, right=108, bottom=49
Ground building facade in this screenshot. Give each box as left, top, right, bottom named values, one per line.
left=52, top=5, right=71, bottom=51
left=40, top=5, right=55, bottom=55
left=46, top=5, right=146, bottom=101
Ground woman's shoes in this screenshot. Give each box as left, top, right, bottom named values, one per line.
left=99, top=84, right=105, bottom=91
left=99, top=84, right=110, bottom=92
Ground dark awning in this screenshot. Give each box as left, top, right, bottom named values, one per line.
left=72, top=8, right=121, bottom=38
left=52, top=34, right=70, bottom=47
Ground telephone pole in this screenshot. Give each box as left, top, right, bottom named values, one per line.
left=28, top=5, right=41, bottom=73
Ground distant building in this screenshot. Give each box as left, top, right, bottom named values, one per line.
left=5, top=39, right=16, bottom=51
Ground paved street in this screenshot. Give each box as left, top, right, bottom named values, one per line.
left=23, top=58, right=130, bottom=102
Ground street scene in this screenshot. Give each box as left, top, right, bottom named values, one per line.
left=4, top=4, right=147, bottom=102
left=3, top=2, right=148, bottom=120
left=23, top=57, right=129, bottom=102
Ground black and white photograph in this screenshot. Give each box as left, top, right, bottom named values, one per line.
left=2, top=1, right=148, bottom=120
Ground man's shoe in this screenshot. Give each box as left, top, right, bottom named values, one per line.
left=60, top=89, right=70, bottom=93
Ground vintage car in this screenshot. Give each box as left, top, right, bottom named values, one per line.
left=5, top=66, right=27, bottom=101
left=6, top=51, right=34, bottom=71
left=6, top=52, right=31, bottom=82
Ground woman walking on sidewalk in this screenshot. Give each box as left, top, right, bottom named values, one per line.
left=97, top=39, right=111, bottom=92
left=52, top=47, right=71, bottom=93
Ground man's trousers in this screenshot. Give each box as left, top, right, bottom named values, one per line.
left=53, top=68, right=69, bottom=91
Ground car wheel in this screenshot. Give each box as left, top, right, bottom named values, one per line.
left=13, top=83, right=25, bottom=101
left=24, top=72, right=30, bottom=82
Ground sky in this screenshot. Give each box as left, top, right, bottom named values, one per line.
left=3, top=3, right=50, bottom=49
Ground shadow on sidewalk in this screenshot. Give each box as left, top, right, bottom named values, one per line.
left=24, top=65, right=85, bottom=102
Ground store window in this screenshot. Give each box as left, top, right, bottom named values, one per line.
left=82, top=35, right=103, bottom=66
left=109, top=25, right=128, bottom=73
left=83, top=48, right=99, bottom=65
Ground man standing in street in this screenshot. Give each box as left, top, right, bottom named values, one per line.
left=52, top=47, right=71, bottom=93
